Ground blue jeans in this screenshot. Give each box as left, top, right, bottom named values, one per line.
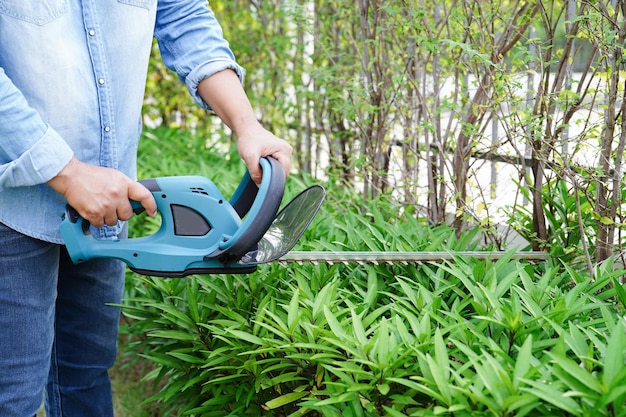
left=0, top=222, right=124, bottom=416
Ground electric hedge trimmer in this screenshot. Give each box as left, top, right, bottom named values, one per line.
left=60, top=157, right=546, bottom=277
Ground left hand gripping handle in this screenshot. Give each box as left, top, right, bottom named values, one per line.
left=60, top=178, right=160, bottom=264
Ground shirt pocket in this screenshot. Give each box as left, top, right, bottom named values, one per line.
left=117, top=0, right=156, bottom=10
left=0, top=0, right=67, bottom=25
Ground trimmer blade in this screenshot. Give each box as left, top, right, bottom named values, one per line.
left=239, top=185, right=325, bottom=265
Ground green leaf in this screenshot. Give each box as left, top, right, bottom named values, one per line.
left=287, top=290, right=300, bottom=331
left=140, top=352, right=184, bottom=370
left=185, top=277, right=200, bottom=323
left=144, top=301, right=197, bottom=332
left=521, top=380, right=582, bottom=415
left=312, top=282, right=336, bottom=321
left=167, top=351, right=206, bottom=365
left=548, top=352, right=603, bottom=394
left=424, top=355, right=452, bottom=405
left=351, top=308, right=368, bottom=347
left=382, top=405, right=410, bottom=417
left=324, top=305, right=347, bottom=341
left=394, top=314, right=416, bottom=345
left=599, top=216, right=613, bottom=225
left=611, top=277, right=626, bottom=310
left=513, top=336, right=534, bottom=389
left=226, top=329, right=264, bottom=346
left=373, top=317, right=390, bottom=366
left=604, top=319, right=626, bottom=387
left=264, top=391, right=309, bottom=409
left=363, top=269, right=378, bottom=308
left=346, top=383, right=375, bottom=393
left=148, top=329, right=199, bottom=342
left=593, top=383, right=626, bottom=414
left=311, top=392, right=357, bottom=406
left=433, top=328, right=450, bottom=382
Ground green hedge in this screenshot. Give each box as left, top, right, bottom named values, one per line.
left=119, top=127, right=626, bottom=416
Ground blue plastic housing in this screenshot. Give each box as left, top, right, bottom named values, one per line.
left=59, top=157, right=284, bottom=277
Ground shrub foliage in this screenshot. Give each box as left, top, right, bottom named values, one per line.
left=120, top=127, right=626, bottom=416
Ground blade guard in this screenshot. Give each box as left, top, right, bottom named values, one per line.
left=60, top=157, right=287, bottom=277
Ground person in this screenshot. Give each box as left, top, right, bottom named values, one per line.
left=0, top=0, right=292, bottom=415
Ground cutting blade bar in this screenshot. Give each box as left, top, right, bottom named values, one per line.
left=278, top=251, right=548, bottom=265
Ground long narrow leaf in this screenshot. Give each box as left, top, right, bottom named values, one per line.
left=604, top=318, right=626, bottom=387
left=264, top=391, right=310, bottom=409
left=521, top=379, right=583, bottom=415
left=547, top=352, right=603, bottom=395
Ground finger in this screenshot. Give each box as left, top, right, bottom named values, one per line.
left=128, top=181, right=157, bottom=217
left=79, top=206, right=105, bottom=228
left=117, top=200, right=135, bottom=221
left=88, top=216, right=105, bottom=229
left=104, top=211, right=119, bottom=227
left=272, top=142, right=293, bottom=178
left=245, top=159, right=263, bottom=186
left=273, top=153, right=291, bottom=178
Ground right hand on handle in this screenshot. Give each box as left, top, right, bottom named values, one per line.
left=48, top=157, right=157, bottom=228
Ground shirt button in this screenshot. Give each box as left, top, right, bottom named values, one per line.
left=98, top=78, right=105, bottom=85
left=88, top=29, right=96, bottom=36
left=104, top=126, right=111, bottom=132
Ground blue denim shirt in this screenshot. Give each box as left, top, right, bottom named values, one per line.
left=0, top=0, right=243, bottom=243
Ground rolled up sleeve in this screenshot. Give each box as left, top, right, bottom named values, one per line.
left=0, top=68, right=74, bottom=188
left=153, top=0, right=244, bottom=109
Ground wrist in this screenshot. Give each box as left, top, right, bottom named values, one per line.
left=233, top=120, right=266, bottom=139
left=47, top=156, right=79, bottom=195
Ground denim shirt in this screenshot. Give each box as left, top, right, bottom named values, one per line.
left=0, top=0, right=243, bottom=243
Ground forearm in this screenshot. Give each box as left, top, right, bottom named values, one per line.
left=196, top=69, right=293, bottom=184
left=196, top=69, right=261, bottom=136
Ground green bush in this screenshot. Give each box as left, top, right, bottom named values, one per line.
left=122, top=253, right=626, bottom=416
left=119, top=127, right=626, bottom=416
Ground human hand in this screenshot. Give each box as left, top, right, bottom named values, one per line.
left=48, top=157, right=157, bottom=228
left=236, top=124, right=293, bottom=185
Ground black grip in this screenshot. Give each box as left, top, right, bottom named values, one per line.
left=65, top=205, right=81, bottom=224
left=231, top=178, right=259, bottom=218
